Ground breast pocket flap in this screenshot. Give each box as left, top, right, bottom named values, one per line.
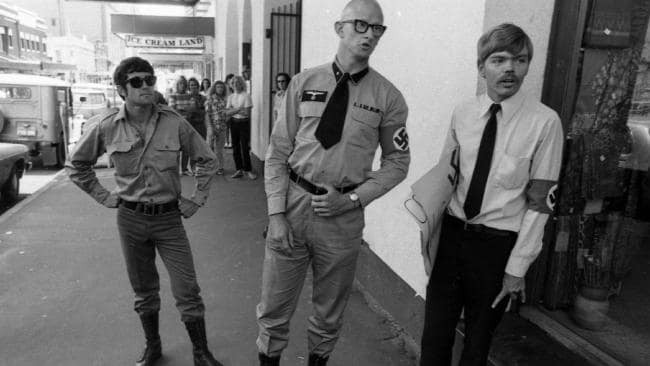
left=107, top=141, right=135, bottom=155
left=298, top=102, right=325, bottom=118
left=351, top=108, right=381, bottom=129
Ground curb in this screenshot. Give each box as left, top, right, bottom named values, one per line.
left=353, top=278, right=420, bottom=363
left=0, top=169, right=66, bottom=226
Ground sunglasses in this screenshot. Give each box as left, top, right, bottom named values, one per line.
left=126, top=75, right=157, bottom=88
left=339, top=19, right=387, bottom=37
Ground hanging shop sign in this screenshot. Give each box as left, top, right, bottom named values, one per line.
left=125, top=35, right=205, bottom=49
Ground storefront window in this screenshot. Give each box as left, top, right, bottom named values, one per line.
left=537, top=0, right=650, bottom=348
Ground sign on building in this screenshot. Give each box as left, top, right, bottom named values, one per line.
left=125, top=35, right=205, bottom=49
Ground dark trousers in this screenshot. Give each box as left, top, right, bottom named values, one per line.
left=230, top=118, right=252, bottom=172
left=117, top=205, right=205, bottom=322
left=420, top=215, right=516, bottom=366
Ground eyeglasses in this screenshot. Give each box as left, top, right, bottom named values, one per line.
left=276, top=79, right=288, bottom=83
left=126, top=75, right=157, bottom=88
left=339, top=19, right=387, bottom=37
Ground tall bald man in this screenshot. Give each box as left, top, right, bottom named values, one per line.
left=257, top=1, right=410, bottom=365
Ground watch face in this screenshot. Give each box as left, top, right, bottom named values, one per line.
left=350, top=193, right=359, bottom=201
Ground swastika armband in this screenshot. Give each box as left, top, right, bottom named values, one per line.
left=380, top=124, right=409, bottom=154
left=526, top=179, right=558, bottom=214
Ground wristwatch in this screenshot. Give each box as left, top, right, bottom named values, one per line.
left=349, top=192, right=360, bottom=208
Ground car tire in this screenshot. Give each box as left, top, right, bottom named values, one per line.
left=1, top=167, right=20, bottom=205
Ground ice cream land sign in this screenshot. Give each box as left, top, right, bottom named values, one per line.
left=125, top=35, right=205, bottom=49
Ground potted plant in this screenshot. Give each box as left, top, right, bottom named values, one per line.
left=572, top=253, right=611, bottom=330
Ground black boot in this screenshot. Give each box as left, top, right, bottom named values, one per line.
left=259, top=353, right=281, bottom=366
left=308, top=354, right=329, bottom=366
left=136, top=312, right=162, bottom=366
left=184, top=318, right=224, bottom=366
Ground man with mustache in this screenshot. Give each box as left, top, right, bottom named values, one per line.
left=418, top=23, right=564, bottom=365
left=257, top=0, right=410, bottom=365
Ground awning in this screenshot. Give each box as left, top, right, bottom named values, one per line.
left=111, top=14, right=214, bottom=37
left=66, top=0, right=199, bottom=5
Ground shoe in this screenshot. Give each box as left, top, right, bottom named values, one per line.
left=184, top=319, right=224, bottom=366
left=216, top=168, right=224, bottom=175
left=136, top=313, right=162, bottom=366
left=259, top=353, right=280, bottom=366
left=231, top=170, right=244, bottom=178
left=246, top=171, right=258, bottom=180
left=308, top=354, right=329, bottom=366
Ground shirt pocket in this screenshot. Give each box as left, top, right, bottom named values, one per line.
left=153, top=140, right=181, bottom=172
left=493, top=153, right=530, bottom=189
left=349, top=108, right=381, bottom=148
left=297, top=102, right=326, bottom=141
left=107, top=140, right=139, bottom=176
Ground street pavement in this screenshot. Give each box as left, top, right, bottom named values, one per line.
left=0, top=164, right=416, bottom=366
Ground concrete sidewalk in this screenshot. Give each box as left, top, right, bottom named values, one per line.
left=0, top=164, right=415, bottom=366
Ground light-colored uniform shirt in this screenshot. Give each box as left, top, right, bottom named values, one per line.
left=265, top=60, right=411, bottom=215
left=227, top=92, right=253, bottom=119
left=446, top=91, right=564, bottom=277
left=66, top=104, right=217, bottom=206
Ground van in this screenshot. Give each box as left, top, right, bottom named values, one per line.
left=0, top=74, right=71, bottom=167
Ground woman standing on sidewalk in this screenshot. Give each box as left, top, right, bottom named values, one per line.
left=225, top=75, right=256, bottom=180
left=205, top=81, right=229, bottom=175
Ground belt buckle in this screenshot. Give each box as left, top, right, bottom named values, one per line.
left=142, top=203, right=155, bottom=216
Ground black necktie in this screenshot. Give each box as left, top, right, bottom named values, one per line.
left=464, top=103, right=501, bottom=220
left=315, top=71, right=350, bottom=149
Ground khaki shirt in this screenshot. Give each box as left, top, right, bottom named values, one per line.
left=446, top=91, right=564, bottom=277
left=66, top=104, right=217, bottom=206
left=265, top=60, right=410, bottom=215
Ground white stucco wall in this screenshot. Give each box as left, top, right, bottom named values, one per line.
left=301, top=1, right=556, bottom=297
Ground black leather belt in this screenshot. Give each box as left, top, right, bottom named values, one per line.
left=445, top=214, right=516, bottom=238
left=120, top=199, right=178, bottom=216
left=288, top=167, right=358, bottom=195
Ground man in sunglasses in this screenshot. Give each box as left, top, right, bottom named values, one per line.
left=67, top=57, right=223, bottom=366
left=258, top=1, right=409, bottom=365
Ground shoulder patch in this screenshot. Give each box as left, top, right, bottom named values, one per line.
left=392, top=126, right=409, bottom=151
left=301, top=90, right=328, bottom=102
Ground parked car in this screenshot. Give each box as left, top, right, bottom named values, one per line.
left=0, top=74, right=71, bottom=168
left=0, top=142, right=29, bottom=204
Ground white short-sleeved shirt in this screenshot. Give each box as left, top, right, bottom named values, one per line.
left=227, top=92, right=253, bottom=119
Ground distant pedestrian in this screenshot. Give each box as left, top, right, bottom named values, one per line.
left=225, top=75, right=256, bottom=180
left=187, top=77, right=207, bottom=138
left=169, top=77, right=193, bottom=175
left=224, top=73, right=235, bottom=95
left=272, top=72, right=291, bottom=126
left=66, top=56, right=223, bottom=366
left=200, top=78, right=211, bottom=97
left=154, top=90, right=167, bottom=105
left=205, top=80, right=229, bottom=175
left=223, top=73, right=235, bottom=148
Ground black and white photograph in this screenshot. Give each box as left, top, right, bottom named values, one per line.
left=0, top=0, right=649, bottom=365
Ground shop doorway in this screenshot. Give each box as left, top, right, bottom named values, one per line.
left=268, top=0, right=301, bottom=131
left=534, top=0, right=650, bottom=363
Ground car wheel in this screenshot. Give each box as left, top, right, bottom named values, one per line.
left=1, top=167, right=20, bottom=204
